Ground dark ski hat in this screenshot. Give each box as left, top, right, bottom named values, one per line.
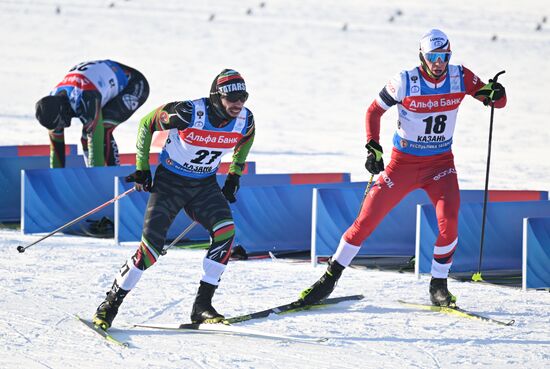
left=35, top=95, right=72, bottom=130
left=214, top=69, right=246, bottom=95
left=209, top=69, right=247, bottom=120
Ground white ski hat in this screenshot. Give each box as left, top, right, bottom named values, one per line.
left=419, top=29, right=450, bottom=53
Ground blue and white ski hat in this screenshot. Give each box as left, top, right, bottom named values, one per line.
left=419, top=29, right=450, bottom=53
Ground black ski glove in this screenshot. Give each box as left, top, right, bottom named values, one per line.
left=474, top=80, right=506, bottom=105
left=365, top=139, right=385, bottom=175
left=222, top=173, right=240, bottom=203
left=125, top=170, right=152, bottom=192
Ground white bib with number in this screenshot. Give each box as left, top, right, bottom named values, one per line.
left=392, top=65, right=466, bottom=156
left=160, top=99, right=247, bottom=178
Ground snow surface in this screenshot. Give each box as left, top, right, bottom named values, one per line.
left=1, top=0, right=549, bottom=368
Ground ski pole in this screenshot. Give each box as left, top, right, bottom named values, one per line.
left=472, top=70, right=506, bottom=282
left=356, top=174, right=375, bottom=215
left=160, top=221, right=199, bottom=255
left=365, top=174, right=375, bottom=196
left=16, top=187, right=136, bottom=253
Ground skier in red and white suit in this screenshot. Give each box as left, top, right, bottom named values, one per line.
left=300, top=29, right=507, bottom=306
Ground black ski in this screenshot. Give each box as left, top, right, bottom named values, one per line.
left=76, top=315, right=129, bottom=347
left=224, top=294, right=364, bottom=324
left=134, top=322, right=327, bottom=343
left=398, top=300, right=515, bottom=326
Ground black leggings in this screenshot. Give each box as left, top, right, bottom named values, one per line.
left=101, top=65, right=149, bottom=165
left=135, top=166, right=235, bottom=269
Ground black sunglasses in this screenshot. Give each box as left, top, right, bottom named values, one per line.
left=221, top=91, right=248, bottom=103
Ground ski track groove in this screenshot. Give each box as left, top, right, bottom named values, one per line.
left=0, top=318, right=32, bottom=344
left=412, top=342, right=442, bottom=369
left=0, top=284, right=111, bottom=353
left=8, top=351, right=55, bottom=369
left=139, top=333, right=277, bottom=369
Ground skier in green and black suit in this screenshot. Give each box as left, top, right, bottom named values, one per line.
left=35, top=60, right=149, bottom=167
left=93, top=69, right=255, bottom=329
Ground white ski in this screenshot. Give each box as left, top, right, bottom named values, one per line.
left=134, top=322, right=328, bottom=343
left=76, top=315, right=129, bottom=347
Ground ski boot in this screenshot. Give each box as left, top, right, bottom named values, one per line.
left=190, top=281, right=225, bottom=324
left=92, top=285, right=128, bottom=330
left=429, top=277, right=457, bottom=307
left=299, top=259, right=345, bottom=305
left=85, top=216, right=114, bottom=238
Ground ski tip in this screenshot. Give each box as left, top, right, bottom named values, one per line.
left=107, top=336, right=130, bottom=348
left=78, top=315, right=129, bottom=348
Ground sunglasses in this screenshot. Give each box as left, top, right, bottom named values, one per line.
left=221, top=91, right=248, bottom=103
left=424, top=51, right=452, bottom=63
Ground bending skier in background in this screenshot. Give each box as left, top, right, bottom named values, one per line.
left=92, top=69, right=255, bottom=330
left=35, top=60, right=149, bottom=167
left=299, top=29, right=507, bottom=307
